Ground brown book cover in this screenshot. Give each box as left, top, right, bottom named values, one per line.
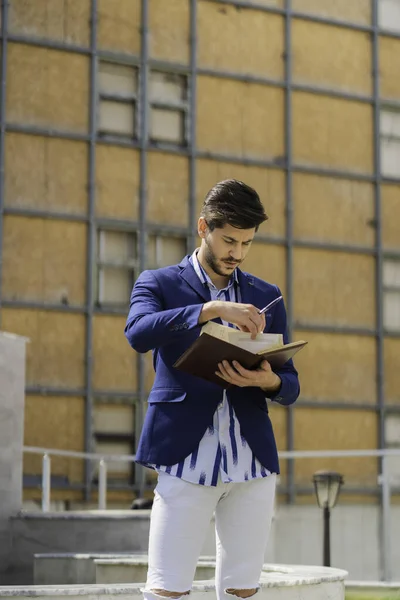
left=173, top=333, right=307, bottom=388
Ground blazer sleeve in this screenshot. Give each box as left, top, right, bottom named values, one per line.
left=124, top=269, right=204, bottom=353
left=266, top=286, right=300, bottom=407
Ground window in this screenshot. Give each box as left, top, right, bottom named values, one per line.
left=98, top=61, right=138, bottom=138
left=147, top=234, right=187, bottom=268
left=93, top=403, right=135, bottom=480
left=379, top=0, right=400, bottom=32
left=383, top=259, right=400, bottom=331
left=97, top=230, right=137, bottom=307
left=96, top=230, right=187, bottom=307
left=384, top=414, right=400, bottom=486
left=149, top=71, right=188, bottom=145
left=380, top=110, right=400, bottom=179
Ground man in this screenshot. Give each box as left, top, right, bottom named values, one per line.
left=125, top=179, right=300, bottom=600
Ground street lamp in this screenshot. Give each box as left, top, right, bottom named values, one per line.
left=312, top=470, right=344, bottom=567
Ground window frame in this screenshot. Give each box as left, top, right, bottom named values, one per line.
left=97, top=60, right=139, bottom=140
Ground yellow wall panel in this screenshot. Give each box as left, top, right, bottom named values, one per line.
left=7, top=44, right=89, bottom=132
left=96, top=145, right=140, bottom=221
left=293, top=174, right=375, bottom=246
left=198, top=3, right=284, bottom=78
left=196, top=160, right=285, bottom=239
left=8, top=0, right=90, bottom=46
left=149, top=0, right=189, bottom=63
left=382, top=185, right=400, bottom=249
left=241, top=243, right=286, bottom=298
left=294, top=330, right=377, bottom=403
left=293, top=92, right=373, bottom=173
left=294, top=408, right=378, bottom=486
left=1, top=308, right=85, bottom=387
left=294, top=249, right=375, bottom=327
left=93, top=316, right=137, bottom=390
left=147, top=153, right=189, bottom=226
left=197, top=77, right=284, bottom=159
left=5, top=133, right=88, bottom=215
left=384, top=339, right=400, bottom=404
left=380, top=36, right=400, bottom=100
left=2, top=216, right=87, bottom=305
left=292, top=20, right=371, bottom=94
left=98, top=0, right=141, bottom=55
left=292, top=0, right=371, bottom=24
left=24, top=396, right=84, bottom=483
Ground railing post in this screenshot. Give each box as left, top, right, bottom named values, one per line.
left=379, top=454, right=392, bottom=582
left=98, top=459, right=107, bottom=510
left=42, top=454, right=51, bottom=513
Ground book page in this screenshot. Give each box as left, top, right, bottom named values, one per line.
left=200, top=322, right=283, bottom=354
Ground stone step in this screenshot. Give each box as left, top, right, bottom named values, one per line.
left=4, top=563, right=348, bottom=600
left=95, top=558, right=216, bottom=585
left=34, top=553, right=217, bottom=586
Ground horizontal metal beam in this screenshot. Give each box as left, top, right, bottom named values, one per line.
left=5, top=121, right=400, bottom=186
left=297, top=399, right=381, bottom=411
left=6, top=121, right=90, bottom=141
left=293, top=321, right=378, bottom=336
left=3, top=35, right=400, bottom=108
left=6, top=207, right=400, bottom=260
left=24, top=385, right=400, bottom=410
left=3, top=4, right=400, bottom=45
left=26, top=385, right=140, bottom=401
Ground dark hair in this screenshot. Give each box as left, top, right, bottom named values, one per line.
left=200, top=179, right=268, bottom=232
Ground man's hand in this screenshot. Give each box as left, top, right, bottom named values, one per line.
left=215, top=359, right=281, bottom=392
left=199, top=301, right=266, bottom=339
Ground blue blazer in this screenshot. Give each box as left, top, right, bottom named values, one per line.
left=125, top=256, right=300, bottom=474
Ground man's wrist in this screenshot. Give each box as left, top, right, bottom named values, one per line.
left=261, top=374, right=281, bottom=394
left=198, top=301, right=220, bottom=324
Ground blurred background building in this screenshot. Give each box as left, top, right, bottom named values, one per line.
left=0, top=0, right=399, bottom=509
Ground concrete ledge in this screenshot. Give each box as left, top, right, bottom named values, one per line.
left=15, top=510, right=152, bottom=521
left=1, top=564, right=348, bottom=600
left=95, top=558, right=217, bottom=585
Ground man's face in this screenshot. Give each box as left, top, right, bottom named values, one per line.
left=198, top=219, right=255, bottom=278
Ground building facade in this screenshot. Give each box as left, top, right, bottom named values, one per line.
left=0, top=0, right=399, bottom=506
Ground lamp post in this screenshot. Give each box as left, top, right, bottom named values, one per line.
left=312, top=470, right=344, bottom=567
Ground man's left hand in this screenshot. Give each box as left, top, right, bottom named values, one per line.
left=216, top=359, right=281, bottom=392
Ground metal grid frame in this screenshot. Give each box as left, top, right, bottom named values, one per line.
left=0, top=0, right=399, bottom=500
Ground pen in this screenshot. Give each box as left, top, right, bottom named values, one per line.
left=258, top=295, right=283, bottom=315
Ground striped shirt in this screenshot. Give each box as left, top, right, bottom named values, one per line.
left=151, top=249, right=271, bottom=486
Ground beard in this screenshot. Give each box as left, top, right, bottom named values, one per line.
left=204, top=235, right=241, bottom=277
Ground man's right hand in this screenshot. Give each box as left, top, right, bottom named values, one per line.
left=199, top=301, right=266, bottom=339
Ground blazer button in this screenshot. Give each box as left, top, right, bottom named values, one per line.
left=183, top=323, right=189, bottom=329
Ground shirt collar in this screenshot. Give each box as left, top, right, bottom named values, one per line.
left=190, top=249, right=238, bottom=291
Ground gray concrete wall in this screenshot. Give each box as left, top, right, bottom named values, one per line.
left=0, top=332, right=27, bottom=585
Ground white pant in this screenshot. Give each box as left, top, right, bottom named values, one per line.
left=144, top=471, right=276, bottom=600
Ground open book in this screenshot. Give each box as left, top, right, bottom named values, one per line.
left=173, top=321, right=307, bottom=388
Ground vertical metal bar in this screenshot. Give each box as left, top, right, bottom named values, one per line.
left=188, top=0, right=198, bottom=252
left=136, top=0, right=150, bottom=497
left=371, top=0, right=387, bottom=581
left=284, top=0, right=295, bottom=504
left=0, top=0, right=9, bottom=326
left=98, top=459, right=107, bottom=509
left=42, top=454, right=51, bottom=513
left=84, top=0, right=98, bottom=502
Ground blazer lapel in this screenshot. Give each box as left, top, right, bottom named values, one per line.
left=237, top=268, right=255, bottom=306
left=179, top=256, right=211, bottom=302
